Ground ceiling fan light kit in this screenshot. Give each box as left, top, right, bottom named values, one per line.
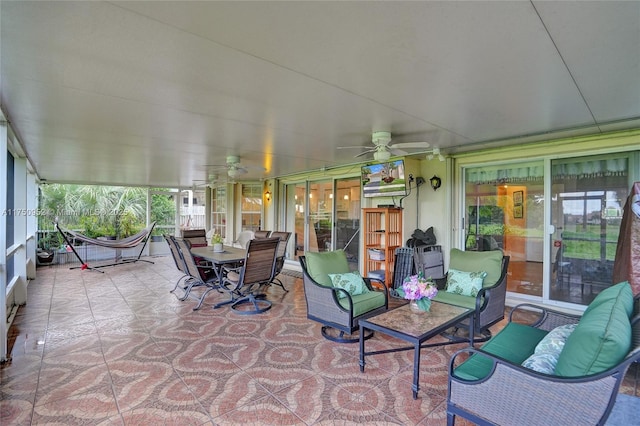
left=426, top=148, right=445, bottom=162
left=373, top=149, right=392, bottom=161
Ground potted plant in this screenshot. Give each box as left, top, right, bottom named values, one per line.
left=211, top=233, right=224, bottom=253
left=37, top=233, right=58, bottom=265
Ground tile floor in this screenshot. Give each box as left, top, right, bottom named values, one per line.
left=1, top=255, right=638, bottom=425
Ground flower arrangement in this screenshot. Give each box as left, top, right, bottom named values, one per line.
left=397, top=272, right=438, bottom=312
left=210, top=233, right=223, bottom=245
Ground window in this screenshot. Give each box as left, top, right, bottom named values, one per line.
left=211, top=186, right=227, bottom=238
left=240, top=184, right=262, bottom=231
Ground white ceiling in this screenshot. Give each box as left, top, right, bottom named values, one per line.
left=1, top=1, right=639, bottom=188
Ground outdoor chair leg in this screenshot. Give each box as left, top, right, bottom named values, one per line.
left=321, top=326, right=374, bottom=344
left=231, top=294, right=272, bottom=315
left=269, top=277, right=288, bottom=292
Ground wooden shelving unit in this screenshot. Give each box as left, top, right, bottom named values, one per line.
left=362, top=207, right=403, bottom=286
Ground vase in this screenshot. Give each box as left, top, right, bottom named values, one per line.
left=409, top=299, right=431, bottom=313
left=213, top=243, right=224, bottom=253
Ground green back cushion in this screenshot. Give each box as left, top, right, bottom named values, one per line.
left=328, top=271, right=370, bottom=299
left=555, top=282, right=632, bottom=377
left=454, top=322, right=548, bottom=381
left=305, top=250, right=350, bottom=287
left=583, top=281, right=634, bottom=317
left=449, top=248, right=503, bottom=287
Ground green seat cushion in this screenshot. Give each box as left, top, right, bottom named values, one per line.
left=305, top=250, right=350, bottom=287
left=338, top=290, right=386, bottom=317
left=329, top=271, right=370, bottom=299
left=555, top=282, right=632, bottom=377
left=454, top=322, right=548, bottom=381
left=449, top=249, right=503, bottom=287
left=433, top=291, right=477, bottom=310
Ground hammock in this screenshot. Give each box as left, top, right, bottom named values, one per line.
left=56, top=222, right=156, bottom=272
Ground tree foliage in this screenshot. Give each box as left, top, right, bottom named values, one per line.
left=39, top=184, right=175, bottom=238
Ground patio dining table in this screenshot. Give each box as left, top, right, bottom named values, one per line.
left=190, top=245, right=246, bottom=278
left=190, top=245, right=247, bottom=308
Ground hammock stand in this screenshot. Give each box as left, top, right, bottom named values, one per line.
left=55, top=222, right=156, bottom=273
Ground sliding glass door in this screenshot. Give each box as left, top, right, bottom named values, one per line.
left=550, top=155, right=628, bottom=305
left=335, top=178, right=361, bottom=269
left=465, top=162, right=545, bottom=298
left=463, top=152, right=632, bottom=307
left=285, top=177, right=361, bottom=268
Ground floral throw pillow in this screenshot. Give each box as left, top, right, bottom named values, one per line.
left=522, top=323, right=578, bottom=374
left=445, top=269, right=487, bottom=297
left=328, top=272, right=370, bottom=299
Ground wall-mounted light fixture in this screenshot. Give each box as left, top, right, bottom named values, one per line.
left=265, top=190, right=272, bottom=201
left=430, top=175, right=442, bottom=191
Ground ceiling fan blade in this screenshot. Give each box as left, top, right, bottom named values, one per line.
left=390, top=141, right=430, bottom=149
left=336, top=145, right=373, bottom=150
left=389, top=148, right=409, bottom=156
left=354, top=149, right=377, bottom=158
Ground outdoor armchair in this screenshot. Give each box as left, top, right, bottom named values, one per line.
left=433, top=248, right=509, bottom=341
left=299, top=250, right=388, bottom=343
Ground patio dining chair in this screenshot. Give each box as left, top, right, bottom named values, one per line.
left=268, top=231, right=292, bottom=292
left=253, top=230, right=272, bottom=239
left=165, top=234, right=193, bottom=298
left=172, top=236, right=223, bottom=311
left=233, top=230, right=255, bottom=248
left=217, top=237, right=280, bottom=314
left=180, top=229, right=208, bottom=247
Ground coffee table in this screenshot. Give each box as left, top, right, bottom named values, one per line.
left=359, top=301, right=474, bottom=399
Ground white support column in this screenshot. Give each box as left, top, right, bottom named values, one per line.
left=26, top=171, right=37, bottom=279
left=1, top=121, right=8, bottom=362
left=13, top=157, right=28, bottom=304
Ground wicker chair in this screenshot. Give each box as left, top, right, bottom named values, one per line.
left=446, top=298, right=640, bottom=425
left=434, top=249, right=510, bottom=342
left=299, top=250, right=388, bottom=343
left=389, top=247, right=415, bottom=299
left=217, top=237, right=280, bottom=314
left=268, top=231, right=292, bottom=292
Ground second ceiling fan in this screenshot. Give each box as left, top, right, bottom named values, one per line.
left=338, top=131, right=430, bottom=161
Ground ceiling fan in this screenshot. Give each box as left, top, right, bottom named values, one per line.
left=337, top=131, right=430, bottom=161
left=203, top=155, right=251, bottom=179
left=192, top=173, right=227, bottom=189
